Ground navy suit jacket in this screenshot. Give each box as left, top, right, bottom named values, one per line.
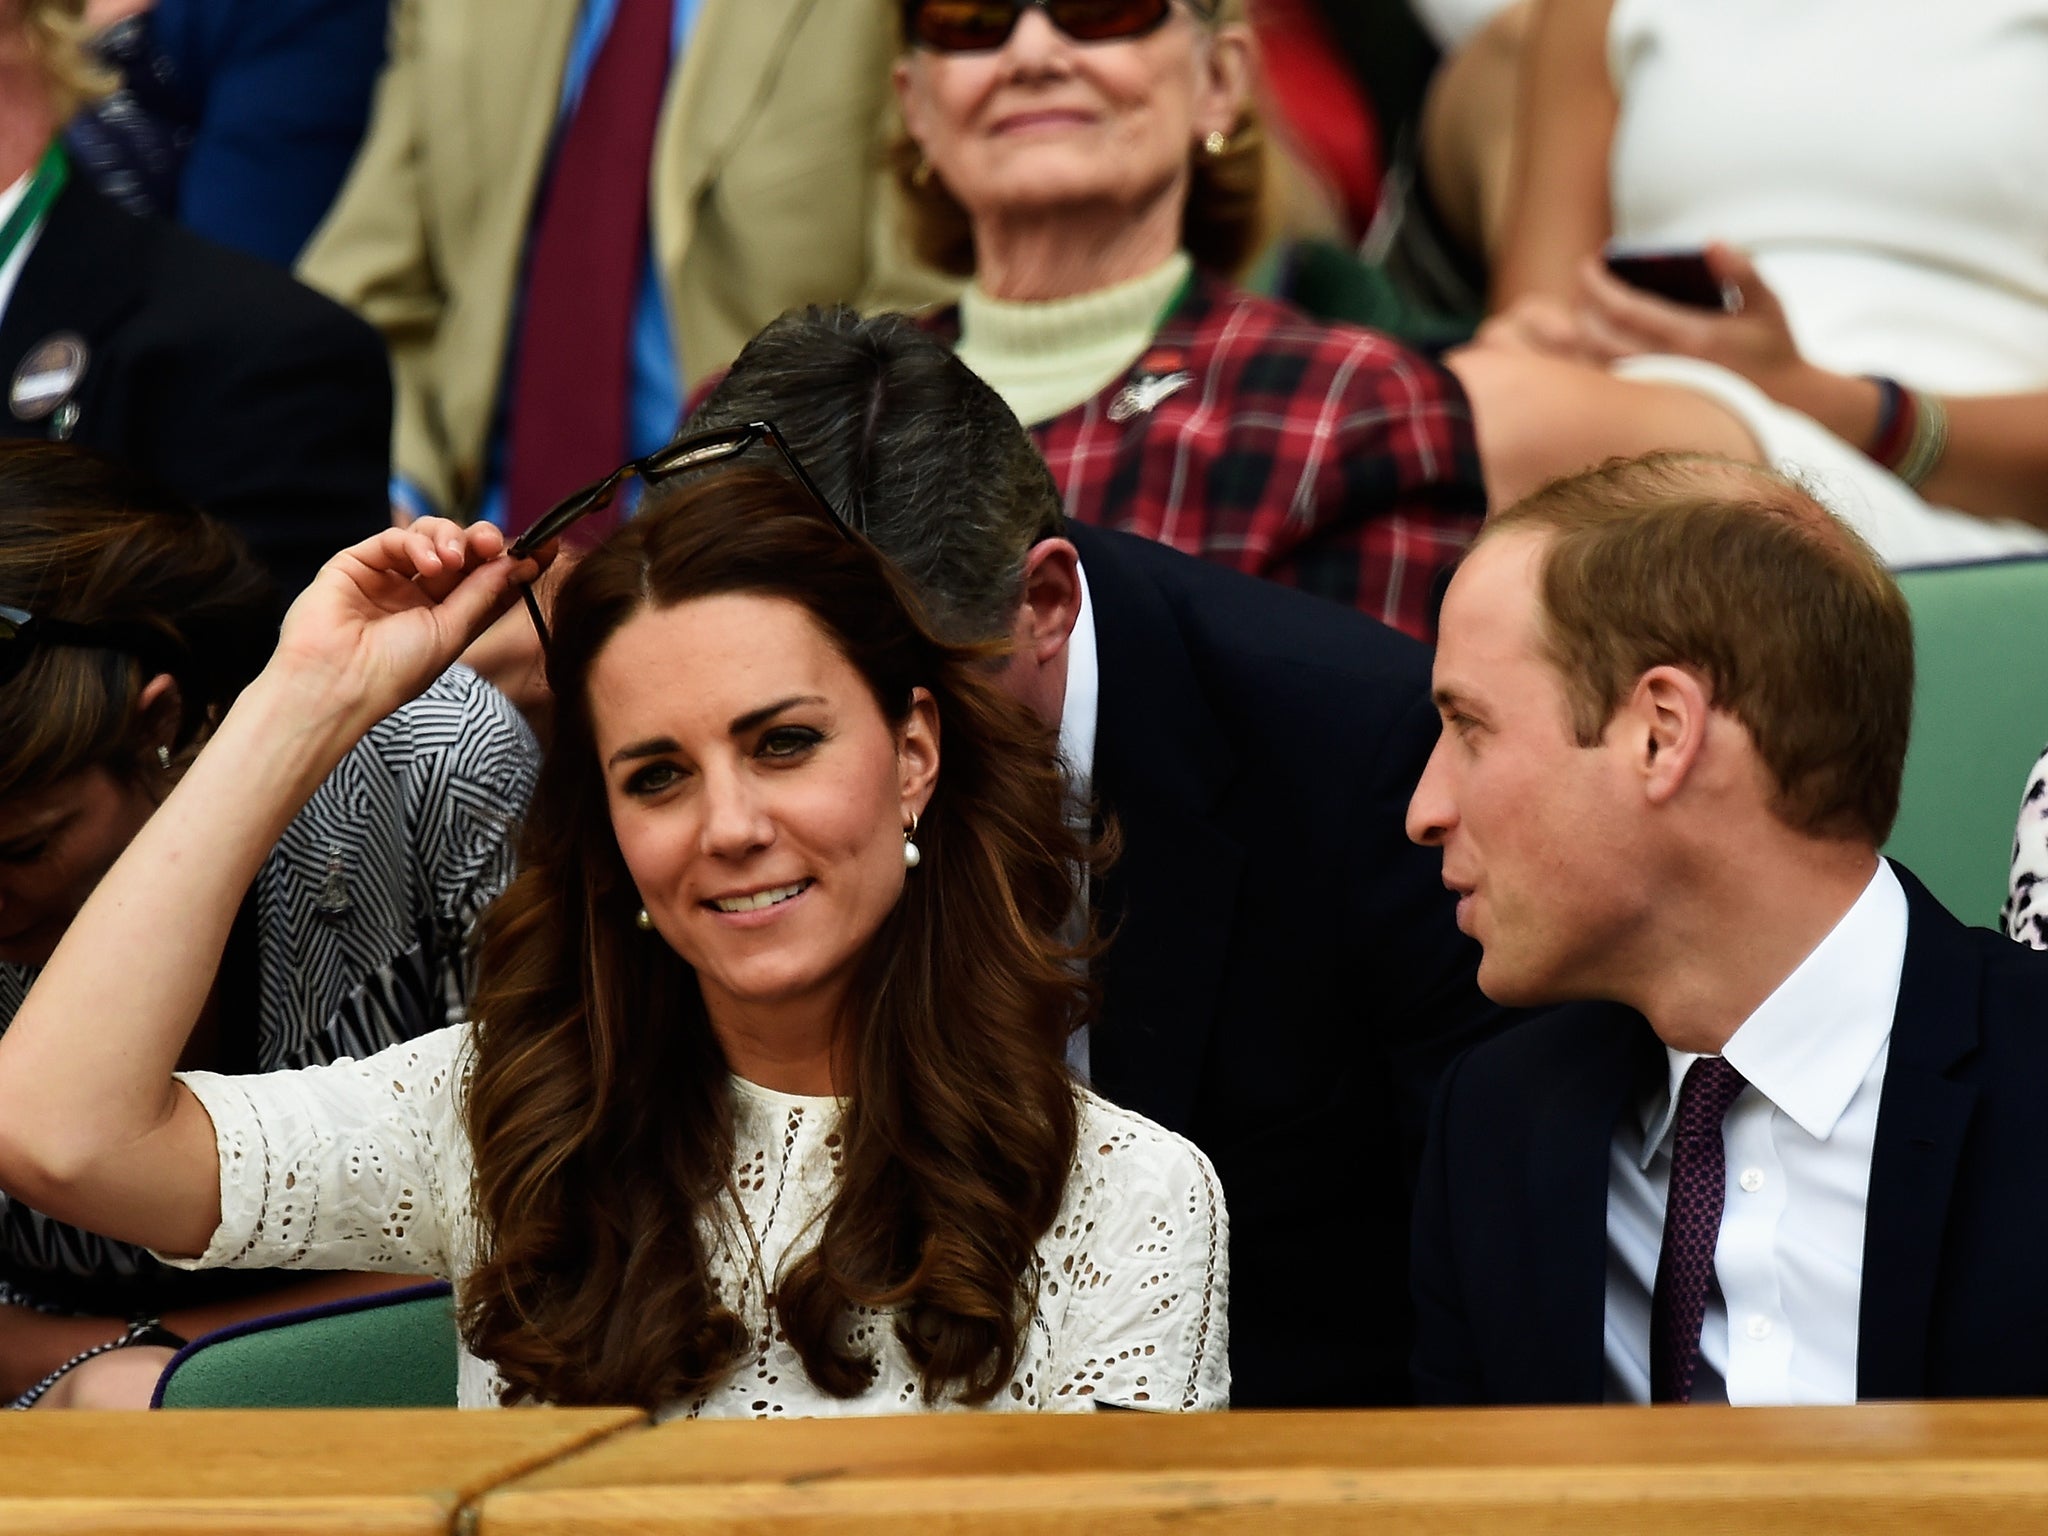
left=0, top=177, right=389, bottom=599
left=1411, top=863, right=2048, bottom=1405
left=1069, top=523, right=1512, bottom=1407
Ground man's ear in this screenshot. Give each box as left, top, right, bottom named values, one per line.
left=1632, top=665, right=1711, bottom=805
left=1014, top=539, right=1082, bottom=666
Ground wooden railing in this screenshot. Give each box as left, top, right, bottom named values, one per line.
left=11, top=1402, right=2048, bottom=1534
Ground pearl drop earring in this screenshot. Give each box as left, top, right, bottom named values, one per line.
left=903, top=812, right=922, bottom=870
left=635, top=908, right=654, bottom=930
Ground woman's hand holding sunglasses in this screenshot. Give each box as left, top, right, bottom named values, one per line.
left=270, top=517, right=553, bottom=737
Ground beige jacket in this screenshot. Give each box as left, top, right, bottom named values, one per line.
left=299, top=0, right=953, bottom=518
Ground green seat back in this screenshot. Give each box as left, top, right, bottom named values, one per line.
left=1882, top=558, right=2048, bottom=927
left=155, top=1285, right=459, bottom=1409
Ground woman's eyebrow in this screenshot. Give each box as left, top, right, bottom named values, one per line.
left=607, top=736, right=679, bottom=768
left=728, top=695, right=825, bottom=736
left=0, top=807, right=70, bottom=849
left=604, top=696, right=828, bottom=767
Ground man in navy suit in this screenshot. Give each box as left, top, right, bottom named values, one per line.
left=1405, top=453, right=2048, bottom=1406
left=689, top=307, right=1513, bottom=1408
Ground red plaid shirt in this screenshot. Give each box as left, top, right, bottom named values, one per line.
left=927, top=271, right=1486, bottom=642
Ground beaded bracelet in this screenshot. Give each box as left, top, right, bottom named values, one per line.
left=7, top=1317, right=186, bottom=1411
left=1862, top=376, right=1949, bottom=489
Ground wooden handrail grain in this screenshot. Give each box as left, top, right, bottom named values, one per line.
left=9, top=1402, right=2048, bottom=1535
left=474, top=1403, right=2048, bottom=1536
left=0, top=1407, right=642, bottom=1536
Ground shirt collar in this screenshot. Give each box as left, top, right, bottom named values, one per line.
left=1637, top=858, right=1907, bottom=1165
left=1056, top=559, right=1099, bottom=808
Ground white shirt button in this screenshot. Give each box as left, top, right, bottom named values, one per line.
left=1739, top=1167, right=1765, bottom=1193
left=1746, top=1315, right=1774, bottom=1341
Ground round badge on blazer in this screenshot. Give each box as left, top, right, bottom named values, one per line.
left=10, top=333, right=89, bottom=423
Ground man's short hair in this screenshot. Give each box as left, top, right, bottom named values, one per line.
left=689, top=307, right=1063, bottom=646
left=1487, top=454, right=1915, bottom=845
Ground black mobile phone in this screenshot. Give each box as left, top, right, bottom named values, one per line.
left=1601, top=244, right=1739, bottom=313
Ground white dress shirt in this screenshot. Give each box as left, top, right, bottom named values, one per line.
left=0, top=166, right=48, bottom=327
left=1605, top=859, right=1908, bottom=1404
left=1057, top=562, right=1100, bottom=1082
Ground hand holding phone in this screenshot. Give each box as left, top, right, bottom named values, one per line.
left=1601, top=244, right=1742, bottom=314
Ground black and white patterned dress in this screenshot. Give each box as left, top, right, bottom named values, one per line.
left=2004, top=746, right=2048, bottom=949
left=0, top=666, right=537, bottom=1316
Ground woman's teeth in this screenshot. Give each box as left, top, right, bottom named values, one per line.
left=710, top=881, right=809, bottom=914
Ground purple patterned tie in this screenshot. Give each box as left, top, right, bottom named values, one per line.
left=1649, top=1055, right=1749, bottom=1403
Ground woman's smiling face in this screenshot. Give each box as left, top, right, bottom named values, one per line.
left=893, top=4, right=1249, bottom=236
left=587, top=592, right=938, bottom=1035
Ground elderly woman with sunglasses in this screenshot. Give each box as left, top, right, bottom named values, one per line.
left=889, top=0, right=1486, bottom=642
left=0, top=441, right=539, bottom=1409
left=0, top=442, right=1229, bottom=1414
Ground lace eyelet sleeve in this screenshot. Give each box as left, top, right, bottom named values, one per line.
left=1043, top=1094, right=1231, bottom=1411
left=156, top=1024, right=472, bottom=1279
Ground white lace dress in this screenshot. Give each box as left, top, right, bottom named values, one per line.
left=162, top=1024, right=1230, bottom=1413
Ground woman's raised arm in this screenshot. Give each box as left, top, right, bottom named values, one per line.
left=0, top=519, right=541, bottom=1258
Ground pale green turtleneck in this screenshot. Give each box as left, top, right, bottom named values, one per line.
left=955, top=251, right=1193, bottom=429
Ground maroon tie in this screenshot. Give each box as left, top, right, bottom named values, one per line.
left=503, top=0, right=672, bottom=542
left=1649, top=1055, right=1749, bottom=1403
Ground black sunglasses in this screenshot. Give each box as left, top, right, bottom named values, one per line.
left=0, top=603, right=178, bottom=688
left=904, top=0, right=1213, bottom=52
left=507, top=420, right=858, bottom=649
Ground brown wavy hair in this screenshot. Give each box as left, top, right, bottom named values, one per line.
left=0, top=441, right=277, bottom=801
left=461, top=466, right=1095, bottom=1408
left=889, top=0, right=1273, bottom=278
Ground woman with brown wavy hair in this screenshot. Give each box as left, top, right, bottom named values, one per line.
left=0, top=440, right=536, bottom=1410
left=0, top=454, right=1229, bottom=1413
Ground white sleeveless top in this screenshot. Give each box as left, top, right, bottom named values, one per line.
left=164, top=1025, right=1230, bottom=1414
left=1604, top=0, right=2048, bottom=562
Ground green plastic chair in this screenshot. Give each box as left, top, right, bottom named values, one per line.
left=152, top=1282, right=458, bottom=1408
left=1881, top=557, right=2048, bottom=928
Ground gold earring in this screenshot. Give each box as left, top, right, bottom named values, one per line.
left=635, top=908, right=654, bottom=931
left=912, top=154, right=934, bottom=190
left=1203, top=130, right=1228, bottom=157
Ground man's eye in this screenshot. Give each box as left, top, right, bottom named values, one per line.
left=0, top=840, right=48, bottom=866
left=759, top=726, right=823, bottom=759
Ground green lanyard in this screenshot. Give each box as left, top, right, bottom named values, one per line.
left=0, top=141, right=69, bottom=275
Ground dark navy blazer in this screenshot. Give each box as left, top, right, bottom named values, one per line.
left=1412, top=863, right=2048, bottom=1404
left=1069, top=523, right=1513, bottom=1408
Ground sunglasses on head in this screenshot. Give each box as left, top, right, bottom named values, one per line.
left=0, top=603, right=177, bottom=689
left=903, top=0, right=1214, bottom=53
left=508, top=420, right=858, bottom=649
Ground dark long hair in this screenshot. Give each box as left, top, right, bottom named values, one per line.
left=0, top=441, right=277, bottom=799
left=461, top=467, right=1094, bottom=1407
